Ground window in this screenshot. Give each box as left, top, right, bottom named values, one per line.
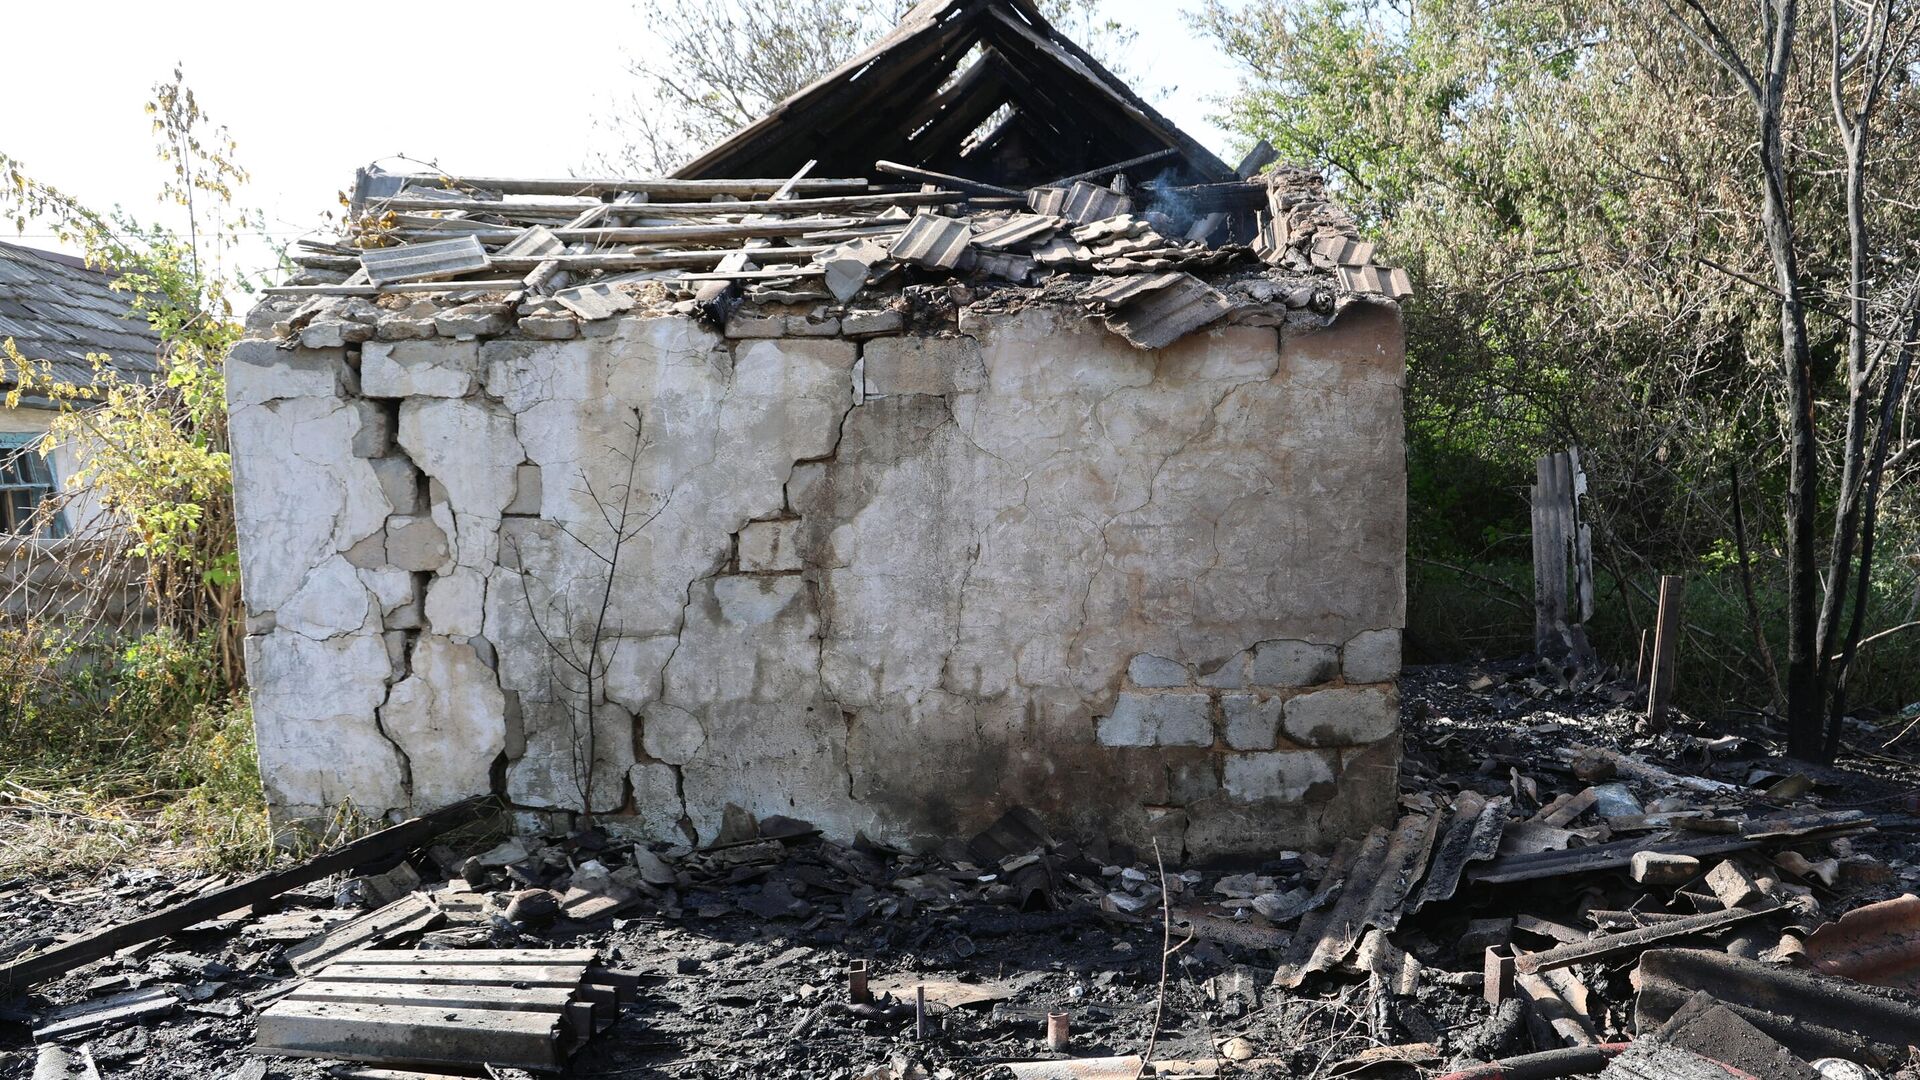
left=0, top=432, right=67, bottom=538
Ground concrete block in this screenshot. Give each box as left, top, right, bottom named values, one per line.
left=843, top=308, right=904, bottom=336
left=739, top=519, right=801, bottom=572
left=724, top=312, right=785, bottom=339
left=1342, top=628, right=1401, bottom=683
left=1097, top=692, right=1212, bottom=748
left=425, top=567, right=486, bottom=638
left=434, top=303, right=511, bottom=340
left=362, top=340, right=481, bottom=398
left=1250, top=640, right=1340, bottom=686
left=1223, top=750, right=1336, bottom=802
left=505, top=464, right=542, bottom=516
left=1128, top=653, right=1188, bottom=687
left=226, top=340, right=340, bottom=407
left=1223, top=693, right=1283, bottom=750
left=785, top=314, right=841, bottom=337
left=372, top=456, right=421, bottom=515
left=862, top=335, right=987, bottom=396
left=1198, top=650, right=1250, bottom=689
left=1282, top=685, right=1398, bottom=747
left=386, top=514, right=451, bottom=571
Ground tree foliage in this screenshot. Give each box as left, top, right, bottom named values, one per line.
left=1198, top=0, right=1920, bottom=732
left=1, top=66, right=260, bottom=687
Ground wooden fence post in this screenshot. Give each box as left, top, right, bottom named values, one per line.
left=1647, top=575, right=1684, bottom=728
left=1532, top=450, right=1595, bottom=659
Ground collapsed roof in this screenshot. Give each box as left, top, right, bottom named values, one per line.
left=674, top=0, right=1236, bottom=190
left=274, top=3, right=1411, bottom=350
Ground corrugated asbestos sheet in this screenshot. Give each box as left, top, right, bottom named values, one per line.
left=256, top=947, right=636, bottom=1072
left=1274, top=812, right=1442, bottom=988
left=890, top=213, right=974, bottom=270
left=360, top=236, right=491, bottom=286
left=496, top=225, right=566, bottom=259
left=0, top=241, right=160, bottom=388
left=1409, top=791, right=1509, bottom=913
left=1100, top=272, right=1231, bottom=350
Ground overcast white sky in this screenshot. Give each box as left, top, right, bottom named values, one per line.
left=4, top=0, right=1246, bottom=284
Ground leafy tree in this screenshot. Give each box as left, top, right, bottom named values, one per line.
left=1197, top=0, right=1920, bottom=748
left=2, top=66, right=262, bottom=689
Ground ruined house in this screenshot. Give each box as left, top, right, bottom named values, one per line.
left=231, top=0, right=1410, bottom=860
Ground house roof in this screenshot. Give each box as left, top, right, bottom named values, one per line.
left=0, top=240, right=161, bottom=391
left=672, top=0, right=1237, bottom=189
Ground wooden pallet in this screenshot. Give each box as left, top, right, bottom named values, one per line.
left=255, top=948, right=638, bottom=1073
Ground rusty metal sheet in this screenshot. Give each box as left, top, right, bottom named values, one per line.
left=888, top=213, right=974, bottom=270
left=1634, top=948, right=1920, bottom=1069
left=359, top=236, right=490, bottom=286
left=1101, top=273, right=1232, bottom=351
left=1274, top=812, right=1442, bottom=987
left=1805, top=893, right=1920, bottom=993
left=972, top=213, right=1062, bottom=250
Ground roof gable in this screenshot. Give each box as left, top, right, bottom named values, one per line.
left=673, top=0, right=1235, bottom=189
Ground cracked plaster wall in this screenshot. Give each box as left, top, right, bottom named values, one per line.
left=228, top=300, right=1406, bottom=858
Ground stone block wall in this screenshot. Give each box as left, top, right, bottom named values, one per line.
left=228, top=295, right=1405, bottom=860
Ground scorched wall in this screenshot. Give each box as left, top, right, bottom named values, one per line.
left=228, top=298, right=1405, bottom=859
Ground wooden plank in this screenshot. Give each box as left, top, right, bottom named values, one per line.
left=675, top=267, right=827, bottom=282
left=380, top=191, right=961, bottom=217
left=0, top=796, right=494, bottom=994
left=1647, top=575, right=1685, bottom=727
left=333, top=948, right=598, bottom=966
left=393, top=175, right=866, bottom=198
left=256, top=999, right=560, bottom=1071
left=261, top=281, right=526, bottom=297
left=1513, top=903, right=1778, bottom=975
left=484, top=245, right=832, bottom=273
left=874, top=159, right=1021, bottom=197
left=287, top=979, right=576, bottom=1012
left=285, top=893, right=443, bottom=975
left=1532, top=452, right=1571, bottom=654
left=315, top=962, right=586, bottom=987
left=416, top=219, right=860, bottom=246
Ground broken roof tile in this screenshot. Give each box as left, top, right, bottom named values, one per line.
left=552, top=282, right=637, bottom=322
left=971, top=213, right=1062, bottom=250
left=1101, top=272, right=1233, bottom=351
left=888, top=213, right=974, bottom=270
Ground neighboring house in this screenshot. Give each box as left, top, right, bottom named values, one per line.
left=0, top=240, right=161, bottom=539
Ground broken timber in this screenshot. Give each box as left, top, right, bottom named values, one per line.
left=256, top=948, right=636, bottom=1072
left=0, top=796, right=496, bottom=994
left=1486, top=903, right=1781, bottom=1004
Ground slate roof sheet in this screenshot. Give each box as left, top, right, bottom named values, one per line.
left=0, top=241, right=161, bottom=390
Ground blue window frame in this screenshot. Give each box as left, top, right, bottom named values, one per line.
left=0, top=431, right=69, bottom=538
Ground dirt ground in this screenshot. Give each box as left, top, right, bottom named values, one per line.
left=4, top=661, right=1920, bottom=1079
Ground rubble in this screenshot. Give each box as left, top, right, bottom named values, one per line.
left=5, top=665, right=1920, bottom=1077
